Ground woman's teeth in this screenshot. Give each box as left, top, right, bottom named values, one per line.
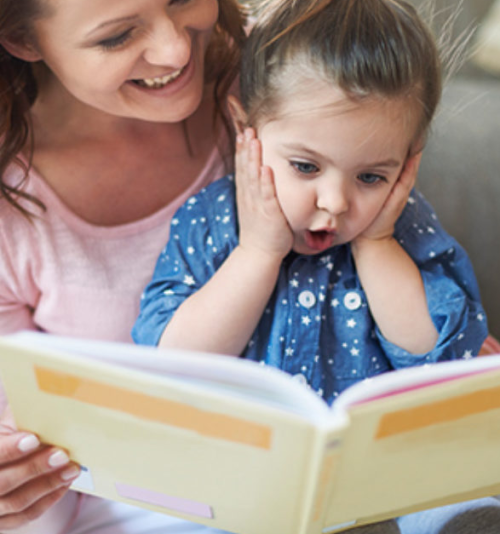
left=134, top=68, right=184, bottom=89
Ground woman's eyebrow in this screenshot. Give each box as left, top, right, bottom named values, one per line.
left=85, top=15, right=138, bottom=38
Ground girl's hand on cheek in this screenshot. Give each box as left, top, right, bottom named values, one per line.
left=354, top=152, right=422, bottom=245
left=235, top=128, right=293, bottom=261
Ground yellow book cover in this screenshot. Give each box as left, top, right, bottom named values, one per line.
left=1, top=331, right=500, bottom=534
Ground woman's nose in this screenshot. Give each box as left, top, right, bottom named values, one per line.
left=143, top=19, right=191, bottom=67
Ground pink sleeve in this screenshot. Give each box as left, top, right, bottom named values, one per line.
left=0, top=217, right=39, bottom=335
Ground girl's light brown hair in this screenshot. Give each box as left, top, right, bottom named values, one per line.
left=0, top=0, right=246, bottom=216
left=240, top=0, right=442, bottom=145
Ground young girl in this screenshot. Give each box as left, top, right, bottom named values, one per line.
left=133, top=0, right=500, bottom=531
left=133, top=0, right=484, bottom=393
left=0, top=0, right=248, bottom=532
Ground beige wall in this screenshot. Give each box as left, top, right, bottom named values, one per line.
left=407, top=0, right=497, bottom=78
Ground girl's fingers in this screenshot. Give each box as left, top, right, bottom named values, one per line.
left=236, top=129, right=263, bottom=202
left=399, top=152, right=422, bottom=189
left=259, top=165, right=278, bottom=202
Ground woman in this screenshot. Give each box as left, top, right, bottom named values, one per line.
left=0, top=0, right=244, bottom=531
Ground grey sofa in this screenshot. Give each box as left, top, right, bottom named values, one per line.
left=417, top=78, right=500, bottom=338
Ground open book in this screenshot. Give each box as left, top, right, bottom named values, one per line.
left=1, top=332, right=500, bottom=534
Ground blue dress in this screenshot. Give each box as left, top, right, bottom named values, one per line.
left=132, top=175, right=488, bottom=405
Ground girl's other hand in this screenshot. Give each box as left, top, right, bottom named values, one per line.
left=235, top=128, right=293, bottom=260
left=355, top=152, right=422, bottom=244
left=0, top=408, right=80, bottom=530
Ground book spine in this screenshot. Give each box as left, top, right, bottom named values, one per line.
left=298, top=422, right=347, bottom=534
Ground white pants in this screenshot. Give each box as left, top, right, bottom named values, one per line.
left=12, top=492, right=397, bottom=534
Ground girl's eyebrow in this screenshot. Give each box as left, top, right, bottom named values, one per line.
left=281, top=143, right=401, bottom=168
left=362, top=159, right=401, bottom=169
left=85, top=15, right=138, bottom=38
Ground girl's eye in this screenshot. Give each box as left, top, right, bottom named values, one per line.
left=98, top=29, right=134, bottom=51
left=358, top=173, right=386, bottom=185
left=290, top=161, right=319, bottom=175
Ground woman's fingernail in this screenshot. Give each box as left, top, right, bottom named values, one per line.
left=61, top=465, right=80, bottom=481
left=18, top=434, right=40, bottom=453
left=48, top=450, right=70, bottom=468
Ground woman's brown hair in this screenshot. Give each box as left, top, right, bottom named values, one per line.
left=0, top=0, right=246, bottom=216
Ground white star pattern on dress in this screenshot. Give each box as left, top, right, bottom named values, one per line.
left=142, top=176, right=488, bottom=406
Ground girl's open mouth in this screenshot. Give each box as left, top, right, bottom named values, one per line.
left=304, top=229, right=336, bottom=252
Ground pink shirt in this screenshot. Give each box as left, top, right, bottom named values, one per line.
left=0, top=147, right=227, bottom=342
left=0, top=146, right=229, bottom=534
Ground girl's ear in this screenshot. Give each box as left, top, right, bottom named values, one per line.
left=0, top=36, right=42, bottom=62
left=227, top=95, right=248, bottom=135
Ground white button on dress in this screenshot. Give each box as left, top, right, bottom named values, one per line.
left=344, top=291, right=362, bottom=310
left=298, top=290, right=316, bottom=309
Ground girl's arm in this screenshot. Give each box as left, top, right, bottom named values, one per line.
left=351, top=154, right=439, bottom=355
left=159, top=130, right=292, bottom=355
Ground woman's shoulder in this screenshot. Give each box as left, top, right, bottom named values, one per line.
left=0, top=162, right=44, bottom=230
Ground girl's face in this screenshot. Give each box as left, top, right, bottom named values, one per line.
left=257, top=81, right=420, bottom=255
left=27, top=0, right=218, bottom=122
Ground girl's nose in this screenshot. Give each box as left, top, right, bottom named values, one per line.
left=143, top=19, right=191, bottom=67
left=316, top=180, right=349, bottom=216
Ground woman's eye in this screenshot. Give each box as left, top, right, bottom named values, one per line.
left=358, top=173, right=385, bottom=185
left=98, top=29, right=134, bottom=51
left=290, top=161, right=319, bottom=175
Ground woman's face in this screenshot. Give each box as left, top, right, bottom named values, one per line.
left=28, top=0, right=219, bottom=122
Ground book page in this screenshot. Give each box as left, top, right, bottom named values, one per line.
left=333, top=355, right=500, bottom=411
left=4, top=331, right=331, bottom=421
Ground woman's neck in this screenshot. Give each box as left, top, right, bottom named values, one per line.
left=28, top=71, right=225, bottom=226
